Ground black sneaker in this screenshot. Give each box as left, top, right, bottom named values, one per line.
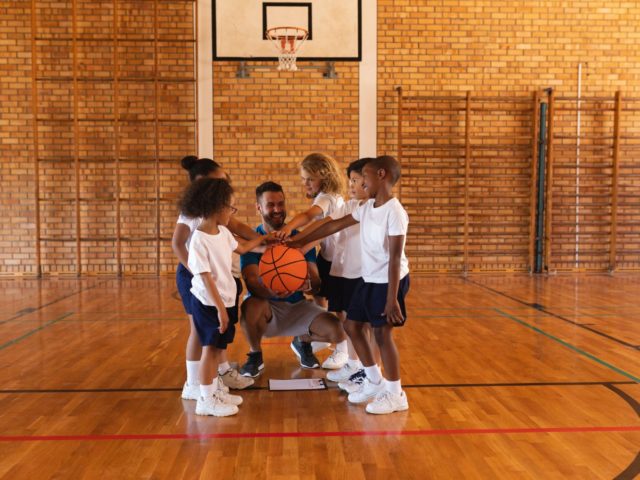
left=290, top=337, right=320, bottom=369
left=239, top=351, right=264, bottom=378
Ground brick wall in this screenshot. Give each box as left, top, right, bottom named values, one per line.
left=212, top=63, right=360, bottom=232
left=378, top=0, right=640, bottom=272
left=2, top=1, right=639, bottom=275
left=1, top=0, right=196, bottom=275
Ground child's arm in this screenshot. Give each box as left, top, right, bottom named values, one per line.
left=228, top=217, right=260, bottom=240
left=287, top=214, right=357, bottom=249
left=384, top=235, right=405, bottom=325
left=274, top=205, right=323, bottom=239
left=199, top=273, right=230, bottom=333
left=286, top=217, right=332, bottom=246
left=171, top=223, right=191, bottom=270
left=234, top=232, right=273, bottom=255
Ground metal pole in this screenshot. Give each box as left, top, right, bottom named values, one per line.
left=544, top=89, right=555, bottom=272
left=535, top=100, right=548, bottom=273
left=529, top=91, right=540, bottom=273
left=610, top=91, right=622, bottom=272
left=30, top=0, right=42, bottom=277
left=463, top=91, right=471, bottom=275
left=72, top=0, right=82, bottom=276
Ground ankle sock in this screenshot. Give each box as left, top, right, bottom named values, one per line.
left=186, top=360, right=199, bottom=385
left=218, top=361, right=231, bottom=375
left=364, top=365, right=383, bottom=384
left=386, top=379, right=402, bottom=395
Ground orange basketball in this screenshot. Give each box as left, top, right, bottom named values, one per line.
left=258, top=245, right=308, bottom=294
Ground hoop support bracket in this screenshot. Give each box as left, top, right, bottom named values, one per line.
left=236, top=61, right=337, bottom=79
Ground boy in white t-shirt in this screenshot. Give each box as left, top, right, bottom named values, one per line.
left=288, top=155, right=411, bottom=415
left=291, top=158, right=374, bottom=381
left=179, top=177, right=271, bottom=417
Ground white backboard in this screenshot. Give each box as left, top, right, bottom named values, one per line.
left=213, top=0, right=362, bottom=61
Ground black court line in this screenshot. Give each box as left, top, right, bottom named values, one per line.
left=466, top=278, right=639, bottom=350
left=0, top=312, right=75, bottom=351
left=0, top=280, right=108, bottom=326
left=604, top=384, right=640, bottom=480
left=1, top=380, right=635, bottom=395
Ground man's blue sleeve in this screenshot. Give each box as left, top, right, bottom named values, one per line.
left=304, top=247, right=317, bottom=263
left=240, top=251, right=261, bottom=271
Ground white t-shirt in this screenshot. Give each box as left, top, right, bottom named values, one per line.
left=351, top=198, right=410, bottom=284
left=329, top=199, right=363, bottom=279
left=188, top=227, right=238, bottom=308
left=178, top=214, right=240, bottom=278
left=312, top=192, right=345, bottom=261
left=176, top=214, right=202, bottom=250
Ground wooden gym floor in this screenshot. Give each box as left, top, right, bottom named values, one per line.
left=0, top=275, right=638, bottom=479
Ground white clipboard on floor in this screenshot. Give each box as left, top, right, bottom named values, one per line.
left=268, top=378, right=327, bottom=391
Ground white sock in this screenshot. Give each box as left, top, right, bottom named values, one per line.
left=386, top=379, right=402, bottom=395
left=199, top=379, right=218, bottom=399
left=364, top=365, right=383, bottom=384
left=218, top=361, right=231, bottom=375
left=335, top=340, right=348, bottom=354
left=186, top=361, right=200, bottom=386
left=347, top=358, right=362, bottom=369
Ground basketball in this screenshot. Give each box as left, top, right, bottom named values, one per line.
left=258, top=245, right=308, bottom=294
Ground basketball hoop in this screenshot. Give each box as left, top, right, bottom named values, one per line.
left=266, top=26, right=308, bottom=72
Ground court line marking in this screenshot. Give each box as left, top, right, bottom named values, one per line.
left=1, top=425, right=639, bottom=443
left=1, top=381, right=634, bottom=394
left=494, top=308, right=640, bottom=383
left=0, top=312, right=75, bottom=351
left=467, top=279, right=638, bottom=349
left=603, top=384, right=640, bottom=479
left=0, top=280, right=106, bottom=325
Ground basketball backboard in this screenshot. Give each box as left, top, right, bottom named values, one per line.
left=213, top=0, right=361, bottom=61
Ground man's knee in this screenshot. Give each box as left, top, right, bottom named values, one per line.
left=310, top=312, right=345, bottom=342
left=241, top=297, right=270, bottom=327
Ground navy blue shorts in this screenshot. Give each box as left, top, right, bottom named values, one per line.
left=176, top=263, right=194, bottom=314
left=346, top=275, right=410, bottom=328
left=328, top=276, right=364, bottom=313
left=190, top=296, right=238, bottom=349
left=316, top=254, right=332, bottom=299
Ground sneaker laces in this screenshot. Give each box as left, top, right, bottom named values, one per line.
left=374, top=389, right=393, bottom=402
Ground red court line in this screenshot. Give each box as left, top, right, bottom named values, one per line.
left=2, top=425, right=639, bottom=442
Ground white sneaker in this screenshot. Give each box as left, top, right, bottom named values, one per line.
left=326, top=362, right=361, bottom=382
left=220, top=368, right=254, bottom=390
left=195, top=393, right=239, bottom=417
left=181, top=382, right=199, bottom=400
left=217, top=381, right=243, bottom=406
left=322, top=350, right=349, bottom=370
left=311, top=341, right=331, bottom=353
left=347, top=378, right=386, bottom=404
left=365, top=390, right=409, bottom=414
left=337, top=369, right=366, bottom=393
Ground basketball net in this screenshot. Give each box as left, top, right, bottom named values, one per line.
left=266, top=27, right=308, bottom=72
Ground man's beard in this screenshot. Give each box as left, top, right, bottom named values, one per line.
left=264, top=212, right=286, bottom=230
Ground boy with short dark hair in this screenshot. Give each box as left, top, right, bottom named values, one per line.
left=287, top=155, right=410, bottom=414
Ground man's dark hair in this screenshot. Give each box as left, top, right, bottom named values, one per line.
left=255, top=181, right=284, bottom=200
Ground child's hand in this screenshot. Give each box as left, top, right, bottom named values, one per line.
left=218, top=308, right=229, bottom=333
left=285, top=236, right=303, bottom=249
left=262, top=232, right=278, bottom=244
left=273, top=228, right=292, bottom=241
left=383, top=299, right=404, bottom=325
